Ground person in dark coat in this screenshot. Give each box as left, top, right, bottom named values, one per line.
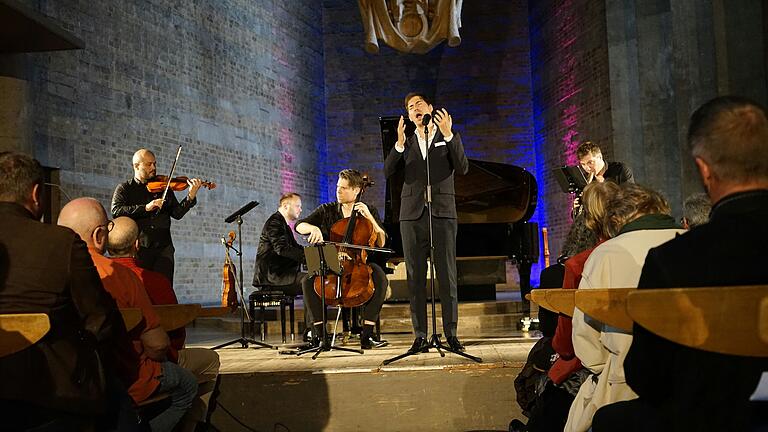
left=593, top=96, right=768, bottom=431
left=0, top=151, right=129, bottom=430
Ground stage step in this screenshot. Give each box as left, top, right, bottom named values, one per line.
left=210, top=362, right=522, bottom=432
left=193, top=299, right=529, bottom=339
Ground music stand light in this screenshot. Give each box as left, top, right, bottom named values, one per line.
left=553, top=166, right=589, bottom=194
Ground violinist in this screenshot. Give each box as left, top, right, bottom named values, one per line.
left=111, top=148, right=203, bottom=284
left=295, top=169, right=389, bottom=350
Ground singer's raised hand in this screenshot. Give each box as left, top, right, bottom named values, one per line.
left=395, top=115, right=406, bottom=151
left=433, top=108, right=453, bottom=137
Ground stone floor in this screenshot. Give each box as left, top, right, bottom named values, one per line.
left=186, top=300, right=541, bottom=432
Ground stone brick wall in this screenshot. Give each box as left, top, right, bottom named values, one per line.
left=529, top=0, right=614, bottom=260
left=322, top=0, right=535, bottom=209
left=24, top=0, right=326, bottom=303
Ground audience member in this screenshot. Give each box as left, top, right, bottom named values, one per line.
left=681, top=192, right=711, bottom=229
left=529, top=182, right=619, bottom=432
left=0, top=152, right=129, bottom=430
left=109, top=216, right=221, bottom=430
left=59, top=198, right=197, bottom=432
left=594, top=96, right=768, bottom=431
left=565, top=183, right=684, bottom=432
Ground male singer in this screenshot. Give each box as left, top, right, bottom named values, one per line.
left=384, top=92, right=469, bottom=353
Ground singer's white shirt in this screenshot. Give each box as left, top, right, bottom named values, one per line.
left=395, top=124, right=454, bottom=159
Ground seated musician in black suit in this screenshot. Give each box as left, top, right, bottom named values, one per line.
left=592, top=96, right=768, bottom=431
left=295, top=169, right=389, bottom=350
left=252, top=192, right=307, bottom=295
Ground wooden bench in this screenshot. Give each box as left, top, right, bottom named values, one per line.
left=627, top=285, right=768, bottom=357
left=575, top=288, right=635, bottom=332
left=120, top=308, right=143, bottom=332
left=0, top=313, right=50, bottom=357
left=529, top=289, right=558, bottom=312
left=546, top=289, right=575, bottom=317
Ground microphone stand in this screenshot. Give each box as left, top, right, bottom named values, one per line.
left=213, top=205, right=276, bottom=350
left=384, top=116, right=482, bottom=365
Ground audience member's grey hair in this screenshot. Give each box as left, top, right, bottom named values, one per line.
left=682, top=192, right=711, bottom=229
left=561, top=212, right=598, bottom=258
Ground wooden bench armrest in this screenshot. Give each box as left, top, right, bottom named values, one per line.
left=627, top=286, right=768, bottom=357
left=0, top=313, right=50, bottom=357
left=530, top=289, right=557, bottom=312
left=154, top=304, right=202, bottom=331
left=120, top=308, right=143, bottom=332
left=546, top=289, right=575, bottom=317
left=575, top=288, right=635, bottom=332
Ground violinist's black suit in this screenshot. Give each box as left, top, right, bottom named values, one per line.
left=384, top=130, right=468, bottom=338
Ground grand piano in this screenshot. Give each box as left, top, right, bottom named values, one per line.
left=379, top=116, right=539, bottom=306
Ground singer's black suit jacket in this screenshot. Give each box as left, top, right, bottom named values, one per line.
left=384, top=130, right=469, bottom=220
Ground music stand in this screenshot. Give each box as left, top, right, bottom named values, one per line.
left=552, top=165, right=589, bottom=194
left=297, top=243, right=364, bottom=359
left=384, top=119, right=482, bottom=366
left=212, top=201, right=276, bottom=350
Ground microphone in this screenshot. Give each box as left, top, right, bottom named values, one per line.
left=421, top=113, right=432, bottom=126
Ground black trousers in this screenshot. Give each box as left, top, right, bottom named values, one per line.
left=301, top=262, right=388, bottom=327
left=401, top=210, right=459, bottom=338
left=138, top=244, right=175, bottom=284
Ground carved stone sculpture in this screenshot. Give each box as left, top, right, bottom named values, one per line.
left=358, top=0, right=463, bottom=54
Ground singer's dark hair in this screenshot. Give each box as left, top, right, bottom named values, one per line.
left=404, top=92, right=432, bottom=110
left=0, top=151, right=44, bottom=204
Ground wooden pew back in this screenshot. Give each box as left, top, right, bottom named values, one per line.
left=575, top=288, right=635, bottom=332
left=0, top=313, right=50, bottom=357
left=627, top=286, right=768, bottom=357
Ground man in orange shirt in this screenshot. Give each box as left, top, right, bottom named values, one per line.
left=109, top=216, right=221, bottom=428
left=59, top=198, right=197, bottom=432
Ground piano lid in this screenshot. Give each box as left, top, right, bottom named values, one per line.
left=379, top=115, right=537, bottom=225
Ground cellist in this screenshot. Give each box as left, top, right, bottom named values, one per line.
left=295, top=169, right=389, bottom=350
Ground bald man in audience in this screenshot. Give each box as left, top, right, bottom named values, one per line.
left=593, top=96, right=768, bottom=431
left=59, top=198, right=197, bottom=432
left=109, top=216, right=221, bottom=429
left=0, top=152, right=129, bottom=430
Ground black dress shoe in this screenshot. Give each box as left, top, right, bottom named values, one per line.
left=360, top=335, right=389, bottom=349
left=408, top=336, right=429, bottom=353
left=447, top=336, right=465, bottom=352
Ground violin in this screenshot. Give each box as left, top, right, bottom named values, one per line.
left=314, top=176, right=377, bottom=308
left=146, top=175, right=216, bottom=194
left=221, top=231, right=238, bottom=311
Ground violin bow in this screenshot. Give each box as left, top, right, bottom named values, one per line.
left=157, top=145, right=183, bottom=213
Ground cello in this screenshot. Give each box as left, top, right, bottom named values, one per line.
left=313, top=176, right=377, bottom=307
left=221, top=231, right=238, bottom=311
